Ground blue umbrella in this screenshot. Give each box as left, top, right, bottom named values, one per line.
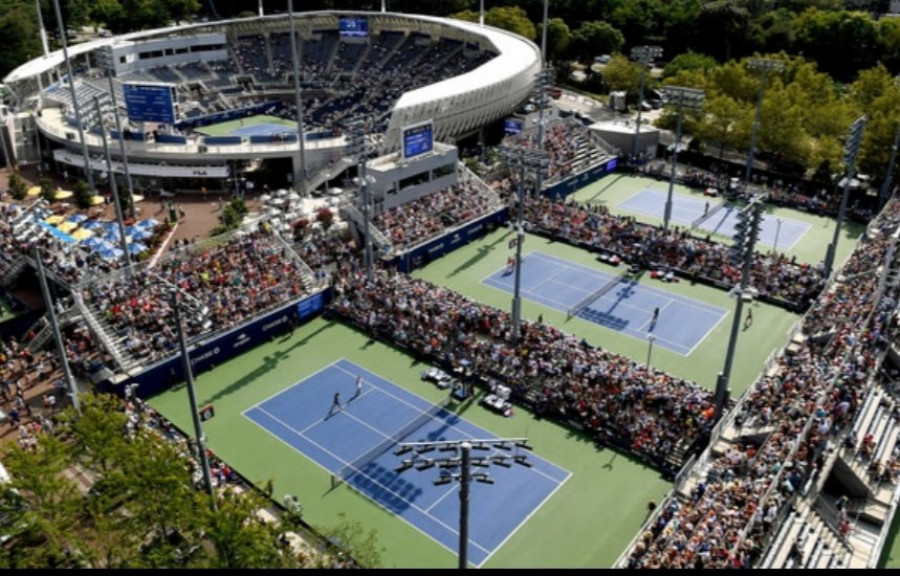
left=67, top=213, right=88, bottom=223
left=102, top=221, right=119, bottom=232
left=97, top=245, right=124, bottom=260
left=83, top=236, right=105, bottom=249
left=137, top=218, right=159, bottom=229
left=128, top=242, right=148, bottom=255
left=130, top=227, right=152, bottom=241
left=81, top=220, right=105, bottom=230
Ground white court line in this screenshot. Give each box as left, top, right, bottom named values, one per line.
left=300, top=386, right=377, bottom=435
left=252, top=405, right=493, bottom=557
left=479, top=469, right=573, bottom=567
left=425, top=483, right=459, bottom=514
left=332, top=362, right=569, bottom=487
left=477, top=249, right=539, bottom=286
left=241, top=359, right=342, bottom=418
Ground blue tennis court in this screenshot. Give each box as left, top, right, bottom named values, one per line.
left=483, top=251, right=727, bottom=356
left=244, top=359, right=570, bottom=567
left=230, top=123, right=298, bottom=137
left=618, top=188, right=811, bottom=250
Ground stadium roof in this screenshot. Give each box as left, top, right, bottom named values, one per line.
left=5, top=12, right=539, bottom=89
left=392, top=18, right=540, bottom=112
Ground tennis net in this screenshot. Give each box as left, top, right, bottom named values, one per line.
left=568, top=271, right=627, bottom=319
left=331, top=397, right=451, bottom=488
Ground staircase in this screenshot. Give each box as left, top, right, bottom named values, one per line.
left=73, top=291, right=129, bottom=371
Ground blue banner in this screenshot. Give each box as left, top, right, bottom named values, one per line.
left=543, top=157, right=618, bottom=200
left=392, top=208, right=507, bottom=273
left=102, top=289, right=330, bottom=399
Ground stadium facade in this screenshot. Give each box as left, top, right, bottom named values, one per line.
left=2, top=10, right=541, bottom=191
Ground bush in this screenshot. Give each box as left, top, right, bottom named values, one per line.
left=73, top=180, right=92, bottom=209
left=39, top=177, right=56, bottom=203
left=8, top=172, right=27, bottom=200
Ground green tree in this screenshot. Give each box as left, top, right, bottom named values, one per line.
left=1, top=436, right=83, bottom=568
left=793, top=9, right=879, bottom=81
left=8, top=172, right=27, bottom=200
left=451, top=6, right=536, bottom=40
left=568, top=21, right=625, bottom=62
left=0, top=3, right=40, bottom=79
left=316, top=511, right=384, bottom=568
left=39, top=177, right=56, bottom=203
left=73, top=179, right=92, bottom=209
left=661, top=50, right=719, bottom=80
left=600, top=53, right=643, bottom=94
left=542, top=17, right=572, bottom=64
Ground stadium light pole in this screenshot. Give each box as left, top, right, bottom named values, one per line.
left=394, top=437, right=533, bottom=569
left=880, top=120, right=900, bottom=211
left=533, top=67, right=553, bottom=199
left=93, top=97, right=134, bottom=278
left=661, top=86, right=705, bottom=232
left=631, top=46, right=663, bottom=163
left=105, top=69, right=136, bottom=220
left=646, top=333, right=656, bottom=371
left=497, top=146, right=549, bottom=342
left=744, top=58, right=785, bottom=190
left=51, top=0, right=95, bottom=193
left=171, top=289, right=217, bottom=510
left=33, top=245, right=80, bottom=415
left=479, top=0, right=484, bottom=26
left=349, top=118, right=376, bottom=281
left=288, top=0, right=308, bottom=196
left=715, top=194, right=765, bottom=420
left=35, top=0, right=50, bottom=57
left=825, top=115, right=867, bottom=278
left=773, top=217, right=783, bottom=255
left=0, top=109, right=13, bottom=173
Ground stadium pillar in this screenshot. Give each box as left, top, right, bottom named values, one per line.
left=745, top=58, right=785, bottom=190
left=825, top=116, right=866, bottom=278
left=172, top=290, right=217, bottom=510
left=93, top=97, right=134, bottom=278
left=106, top=70, right=136, bottom=219
left=51, top=0, right=95, bottom=193
left=33, top=245, right=80, bottom=415
left=288, top=0, right=308, bottom=196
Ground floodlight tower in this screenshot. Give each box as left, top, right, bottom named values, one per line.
left=394, top=437, right=533, bottom=569
left=631, top=46, right=663, bottom=162
left=497, top=146, right=549, bottom=341
left=744, top=58, right=785, bottom=190
left=825, top=115, right=867, bottom=278
left=661, top=86, right=705, bottom=231
left=714, top=194, right=765, bottom=419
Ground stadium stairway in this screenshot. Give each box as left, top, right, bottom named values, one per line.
left=762, top=499, right=856, bottom=569
left=74, top=291, right=128, bottom=372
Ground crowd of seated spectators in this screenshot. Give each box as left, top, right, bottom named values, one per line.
left=624, top=198, right=900, bottom=568
left=81, top=227, right=314, bottom=365
left=372, top=181, right=500, bottom=253
left=329, top=268, right=717, bottom=468
left=504, top=117, right=608, bottom=185
left=520, top=196, right=826, bottom=310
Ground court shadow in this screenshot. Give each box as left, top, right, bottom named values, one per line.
left=205, top=321, right=338, bottom=403
left=447, top=228, right=515, bottom=278
left=584, top=174, right=627, bottom=204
